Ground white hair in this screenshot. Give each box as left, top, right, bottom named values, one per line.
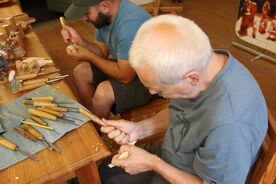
left=129, top=14, right=212, bottom=85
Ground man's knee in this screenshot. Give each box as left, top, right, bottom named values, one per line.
left=93, top=81, right=115, bottom=105
left=73, top=62, right=92, bottom=82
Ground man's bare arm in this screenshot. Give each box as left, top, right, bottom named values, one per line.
left=136, top=109, right=169, bottom=140
left=85, top=52, right=136, bottom=84
left=81, top=39, right=109, bottom=58
left=150, top=155, right=205, bottom=184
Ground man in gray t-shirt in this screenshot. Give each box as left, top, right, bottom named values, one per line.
left=100, top=15, right=268, bottom=184
left=61, top=0, right=153, bottom=119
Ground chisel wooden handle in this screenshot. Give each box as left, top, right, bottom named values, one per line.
left=33, top=101, right=57, bottom=107
left=23, top=99, right=53, bottom=105
left=37, top=107, right=63, bottom=117
left=29, top=115, right=48, bottom=126
left=22, top=124, right=43, bottom=140
left=17, top=82, right=46, bottom=92
left=0, top=137, right=17, bottom=150
left=14, top=126, right=37, bottom=142
left=15, top=73, right=37, bottom=80
left=60, top=17, right=66, bottom=27
left=79, top=108, right=106, bottom=126
left=31, top=96, right=54, bottom=101
left=43, top=106, right=67, bottom=112
left=33, top=102, right=57, bottom=107
left=23, top=78, right=48, bottom=85
left=28, top=108, right=57, bottom=120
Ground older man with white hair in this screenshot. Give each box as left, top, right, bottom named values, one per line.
left=99, top=14, right=268, bottom=184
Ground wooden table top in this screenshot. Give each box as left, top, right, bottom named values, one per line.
left=0, top=2, right=111, bottom=184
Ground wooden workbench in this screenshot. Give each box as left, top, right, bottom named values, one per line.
left=0, top=1, right=111, bottom=184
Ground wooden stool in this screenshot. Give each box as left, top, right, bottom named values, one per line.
left=142, top=0, right=183, bottom=16
left=121, top=97, right=169, bottom=122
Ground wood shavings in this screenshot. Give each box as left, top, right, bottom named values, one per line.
left=95, top=142, right=99, bottom=152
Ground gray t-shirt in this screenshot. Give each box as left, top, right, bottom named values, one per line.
left=96, top=0, right=150, bottom=60
left=161, top=50, right=268, bottom=184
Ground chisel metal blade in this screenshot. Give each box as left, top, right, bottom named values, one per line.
left=58, top=118, right=78, bottom=126
left=43, top=140, right=61, bottom=153
left=37, top=69, right=60, bottom=76
left=16, top=147, right=40, bottom=161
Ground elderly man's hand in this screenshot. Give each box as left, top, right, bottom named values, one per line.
left=111, top=145, right=157, bottom=174
left=101, top=119, right=140, bottom=145
left=66, top=44, right=93, bottom=61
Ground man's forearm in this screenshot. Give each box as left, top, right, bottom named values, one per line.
left=137, top=109, right=169, bottom=140
left=86, top=52, right=135, bottom=83
left=81, top=39, right=106, bottom=58
left=151, top=155, right=204, bottom=184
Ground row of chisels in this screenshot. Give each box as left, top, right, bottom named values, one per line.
left=0, top=94, right=107, bottom=162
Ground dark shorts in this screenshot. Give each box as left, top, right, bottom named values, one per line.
left=90, top=64, right=154, bottom=114
left=99, top=141, right=169, bottom=184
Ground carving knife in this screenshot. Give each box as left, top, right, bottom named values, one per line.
left=15, top=68, right=60, bottom=81
left=23, top=75, right=68, bottom=85
left=17, top=74, right=69, bottom=92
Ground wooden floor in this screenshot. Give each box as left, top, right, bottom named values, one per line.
left=33, top=0, right=276, bottom=116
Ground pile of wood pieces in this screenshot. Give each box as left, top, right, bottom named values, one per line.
left=0, top=13, right=36, bottom=61
left=7, top=57, right=69, bottom=93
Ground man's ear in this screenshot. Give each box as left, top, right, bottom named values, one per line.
left=99, top=1, right=111, bottom=13
left=183, top=71, right=200, bottom=86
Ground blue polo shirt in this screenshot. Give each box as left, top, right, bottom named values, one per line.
left=161, top=50, right=268, bottom=183
left=96, top=0, right=150, bottom=60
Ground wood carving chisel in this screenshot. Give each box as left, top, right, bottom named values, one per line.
left=14, top=126, right=58, bottom=151
left=23, top=99, right=53, bottom=105
left=60, top=17, right=73, bottom=45
left=28, top=108, right=77, bottom=125
left=22, top=124, right=61, bottom=153
left=29, top=114, right=48, bottom=126
left=17, top=75, right=69, bottom=92
left=26, top=96, right=54, bottom=101
left=23, top=75, right=69, bottom=85
left=40, top=105, right=79, bottom=112
left=15, top=69, right=60, bottom=80
left=79, top=108, right=106, bottom=126
left=0, top=136, right=39, bottom=161
left=38, top=107, right=82, bottom=121
left=78, top=108, right=136, bottom=168
left=0, top=119, right=39, bottom=161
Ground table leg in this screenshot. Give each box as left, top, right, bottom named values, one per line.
left=76, top=161, right=101, bottom=184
